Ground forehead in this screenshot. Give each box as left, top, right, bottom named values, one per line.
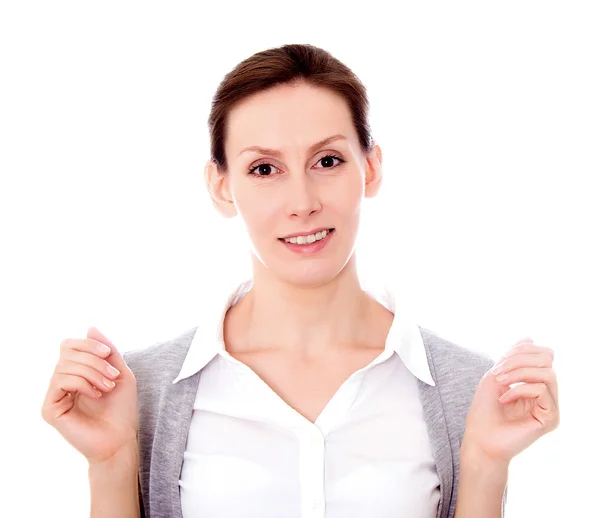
left=225, top=83, right=355, bottom=157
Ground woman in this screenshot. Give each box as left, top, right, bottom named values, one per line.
left=41, top=44, right=560, bottom=518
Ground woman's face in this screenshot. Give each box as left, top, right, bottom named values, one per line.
left=209, top=81, right=382, bottom=287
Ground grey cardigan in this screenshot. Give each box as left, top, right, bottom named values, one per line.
left=123, top=325, right=508, bottom=518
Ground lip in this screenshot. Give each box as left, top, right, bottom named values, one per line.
left=279, top=228, right=335, bottom=255
left=279, top=227, right=334, bottom=240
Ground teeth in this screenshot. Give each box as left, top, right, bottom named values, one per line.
left=284, top=229, right=330, bottom=244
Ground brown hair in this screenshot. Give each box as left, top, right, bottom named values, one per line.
left=207, top=43, right=374, bottom=173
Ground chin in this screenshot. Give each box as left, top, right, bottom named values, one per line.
left=250, top=232, right=357, bottom=287
left=265, top=254, right=356, bottom=289
left=275, top=267, right=341, bottom=289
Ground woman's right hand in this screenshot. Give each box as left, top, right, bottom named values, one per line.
left=41, top=326, right=139, bottom=466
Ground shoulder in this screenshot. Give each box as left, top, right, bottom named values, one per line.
left=418, top=325, right=495, bottom=381
left=418, top=325, right=495, bottom=426
left=122, top=325, right=198, bottom=383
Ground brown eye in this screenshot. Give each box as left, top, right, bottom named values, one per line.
left=248, top=163, right=279, bottom=177
left=247, top=154, right=345, bottom=178
left=314, top=154, right=344, bottom=169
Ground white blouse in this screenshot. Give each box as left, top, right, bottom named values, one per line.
left=173, top=278, right=440, bottom=518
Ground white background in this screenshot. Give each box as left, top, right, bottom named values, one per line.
left=1, top=1, right=598, bottom=516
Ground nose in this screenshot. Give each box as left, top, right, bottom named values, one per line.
left=284, top=171, right=322, bottom=219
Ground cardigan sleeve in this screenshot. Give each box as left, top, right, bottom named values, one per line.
left=124, top=350, right=146, bottom=517
left=137, top=472, right=145, bottom=518
left=501, top=482, right=508, bottom=517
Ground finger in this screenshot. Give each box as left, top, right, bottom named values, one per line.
left=515, top=336, right=534, bottom=345
left=60, top=336, right=113, bottom=359
left=61, top=348, right=121, bottom=382
left=55, top=358, right=118, bottom=395
left=502, top=343, right=555, bottom=361
left=495, top=366, right=556, bottom=386
left=497, top=367, right=559, bottom=407
left=492, top=349, right=554, bottom=375
left=45, top=372, right=103, bottom=408
left=498, top=381, right=553, bottom=410
left=503, top=336, right=534, bottom=354
left=42, top=391, right=77, bottom=423
left=498, top=383, right=548, bottom=403
left=86, top=327, right=129, bottom=375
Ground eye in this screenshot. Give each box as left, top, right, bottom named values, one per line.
left=247, top=163, right=280, bottom=177
left=247, top=154, right=345, bottom=179
left=314, top=154, right=344, bottom=169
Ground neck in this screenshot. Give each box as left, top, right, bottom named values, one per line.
left=226, top=255, right=383, bottom=357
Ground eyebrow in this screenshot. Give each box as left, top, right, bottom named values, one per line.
left=237, top=134, right=348, bottom=158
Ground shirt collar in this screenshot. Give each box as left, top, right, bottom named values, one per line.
left=172, top=277, right=436, bottom=387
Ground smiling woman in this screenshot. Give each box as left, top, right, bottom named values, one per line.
left=42, top=43, right=534, bottom=518
left=123, top=43, right=515, bottom=518
left=203, top=47, right=383, bottom=288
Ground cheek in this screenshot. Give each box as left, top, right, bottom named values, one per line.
left=326, top=178, right=363, bottom=214
left=236, top=192, right=279, bottom=236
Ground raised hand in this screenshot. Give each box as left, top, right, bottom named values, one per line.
left=41, top=327, right=139, bottom=465
left=463, top=336, right=560, bottom=465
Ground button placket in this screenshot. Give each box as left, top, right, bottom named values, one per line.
left=299, top=429, right=326, bottom=518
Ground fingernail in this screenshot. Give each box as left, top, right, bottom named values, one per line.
left=107, top=364, right=120, bottom=377
left=98, top=344, right=111, bottom=354
left=491, top=364, right=504, bottom=375
left=496, top=374, right=508, bottom=382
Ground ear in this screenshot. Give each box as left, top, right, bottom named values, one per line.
left=364, top=142, right=383, bottom=198
left=204, top=159, right=238, bottom=218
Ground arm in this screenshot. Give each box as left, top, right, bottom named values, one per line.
left=454, top=443, right=509, bottom=518
left=88, top=441, right=141, bottom=518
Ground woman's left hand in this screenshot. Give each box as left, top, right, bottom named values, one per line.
left=462, top=337, right=560, bottom=466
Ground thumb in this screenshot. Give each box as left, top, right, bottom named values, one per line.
left=514, top=336, right=534, bottom=345
left=87, top=326, right=129, bottom=373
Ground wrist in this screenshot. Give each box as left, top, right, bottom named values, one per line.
left=459, top=441, right=509, bottom=488
left=88, top=440, right=139, bottom=475
left=88, top=440, right=141, bottom=518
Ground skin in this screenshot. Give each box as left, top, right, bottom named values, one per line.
left=205, top=80, right=390, bottom=359
left=204, top=80, right=562, bottom=482
left=455, top=337, right=560, bottom=517
left=39, top=80, right=559, bottom=517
